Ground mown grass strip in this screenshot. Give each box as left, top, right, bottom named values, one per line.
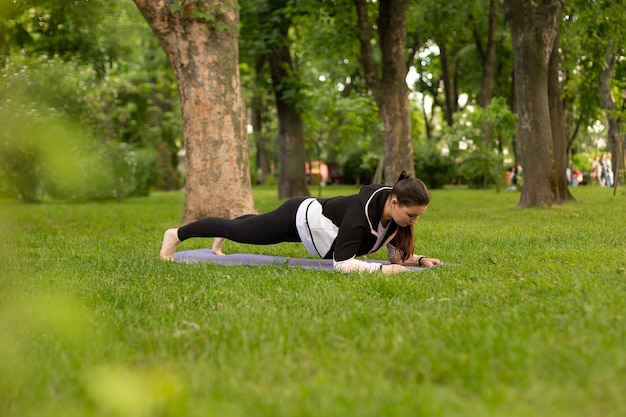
left=1, top=186, right=625, bottom=417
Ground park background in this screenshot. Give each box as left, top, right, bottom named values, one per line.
left=1, top=0, right=624, bottom=207
left=1, top=1, right=625, bottom=416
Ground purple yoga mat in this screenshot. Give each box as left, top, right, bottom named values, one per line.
left=173, top=249, right=425, bottom=271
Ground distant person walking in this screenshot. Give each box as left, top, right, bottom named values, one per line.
left=602, top=153, right=613, bottom=187
left=590, top=156, right=600, bottom=186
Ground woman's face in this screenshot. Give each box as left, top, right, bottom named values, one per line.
left=392, top=201, right=428, bottom=227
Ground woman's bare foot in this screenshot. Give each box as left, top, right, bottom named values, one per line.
left=159, top=228, right=181, bottom=260
left=212, top=237, right=226, bottom=256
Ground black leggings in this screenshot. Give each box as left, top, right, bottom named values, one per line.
left=177, top=197, right=307, bottom=245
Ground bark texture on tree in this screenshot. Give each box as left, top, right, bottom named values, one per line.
left=134, top=0, right=256, bottom=221
left=504, top=0, right=564, bottom=207
left=354, top=0, right=414, bottom=185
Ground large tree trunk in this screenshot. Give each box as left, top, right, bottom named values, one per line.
left=504, top=0, right=564, bottom=208
left=378, top=0, right=414, bottom=184
left=133, top=0, right=256, bottom=221
left=548, top=32, right=574, bottom=202
left=354, top=0, right=414, bottom=185
left=599, top=37, right=624, bottom=186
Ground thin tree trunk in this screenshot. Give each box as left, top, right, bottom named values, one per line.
left=133, top=0, right=256, bottom=221
left=261, top=1, right=309, bottom=198
left=250, top=95, right=271, bottom=185
left=510, top=69, right=521, bottom=167
left=478, top=0, right=497, bottom=110
left=548, top=32, right=574, bottom=202
left=438, top=37, right=456, bottom=127
left=412, top=50, right=433, bottom=140
left=599, top=37, right=623, bottom=185
left=267, top=44, right=310, bottom=198
left=251, top=57, right=271, bottom=185
left=473, top=0, right=498, bottom=145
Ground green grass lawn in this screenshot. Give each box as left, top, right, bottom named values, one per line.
left=1, top=185, right=625, bottom=417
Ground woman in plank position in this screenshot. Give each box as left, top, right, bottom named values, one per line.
left=160, top=171, right=442, bottom=274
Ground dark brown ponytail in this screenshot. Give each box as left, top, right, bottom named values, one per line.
left=397, top=171, right=410, bottom=182
left=391, top=171, right=430, bottom=261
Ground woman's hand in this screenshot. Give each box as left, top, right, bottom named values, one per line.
left=418, top=257, right=442, bottom=267
left=381, top=264, right=409, bottom=274
left=401, top=254, right=443, bottom=267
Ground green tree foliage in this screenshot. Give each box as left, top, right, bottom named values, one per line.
left=1, top=0, right=133, bottom=75
left=0, top=98, right=141, bottom=202
left=413, top=141, right=456, bottom=190
left=561, top=1, right=625, bottom=143
left=1, top=0, right=624, bottom=196
left=239, top=0, right=385, bottom=184
left=0, top=0, right=182, bottom=201
left=443, top=97, right=517, bottom=189
left=301, top=77, right=383, bottom=173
